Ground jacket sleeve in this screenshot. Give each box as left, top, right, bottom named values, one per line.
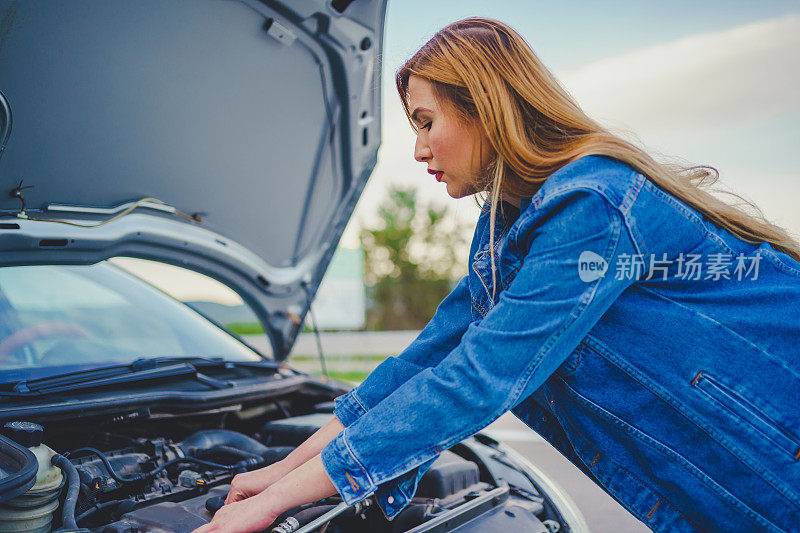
left=321, top=188, right=642, bottom=514
left=332, top=274, right=474, bottom=427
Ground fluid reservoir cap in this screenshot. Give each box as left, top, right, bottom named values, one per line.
left=2, top=421, right=43, bottom=448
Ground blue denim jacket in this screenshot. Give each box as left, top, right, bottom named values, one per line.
left=320, top=155, right=800, bottom=532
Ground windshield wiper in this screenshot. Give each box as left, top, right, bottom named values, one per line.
left=2, top=356, right=277, bottom=398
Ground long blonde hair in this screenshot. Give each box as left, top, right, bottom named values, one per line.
left=396, top=18, right=800, bottom=300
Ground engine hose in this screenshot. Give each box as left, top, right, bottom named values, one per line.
left=75, top=499, right=133, bottom=524
left=195, top=445, right=263, bottom=463
left=65, top=447, right=142, bottom=483
left=51, top=454, right=81, bottom=531
left=179, top=430, right=272, bottom=456
left=146, top=456, right=248, bottom=477
left=199, top=445, right=297, bottom=472
left=181, top=430, right=294, bottom=467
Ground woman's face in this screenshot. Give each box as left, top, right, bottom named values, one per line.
left=408, top=75, right=493, bottom=199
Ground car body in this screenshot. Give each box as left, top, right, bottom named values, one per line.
left=0, top=1, right=588, bottom=531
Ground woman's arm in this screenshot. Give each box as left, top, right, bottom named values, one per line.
left=321, top=189, right=643, bottom=516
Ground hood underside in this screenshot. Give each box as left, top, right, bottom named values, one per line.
left=0, top=0, right=386, bottom=359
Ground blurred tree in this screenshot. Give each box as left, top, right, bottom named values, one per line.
left=361, top=187, right=469, bottom=330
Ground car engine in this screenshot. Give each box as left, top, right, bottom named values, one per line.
left=1, top=401, right=560, bottom=533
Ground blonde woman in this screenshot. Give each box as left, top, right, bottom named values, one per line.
left=195, top=18, right=800, bottom=533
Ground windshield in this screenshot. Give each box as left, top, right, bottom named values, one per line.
left=0, top=263, right=263, bottom=380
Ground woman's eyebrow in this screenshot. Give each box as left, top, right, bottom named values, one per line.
left=410, top=107, right=432, bottom=124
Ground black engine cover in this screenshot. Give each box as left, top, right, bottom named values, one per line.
left=416, top=451, right=480, bottom=499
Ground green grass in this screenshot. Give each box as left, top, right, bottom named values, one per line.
left=291, top=354, right=389, bottom=362
left=309, top=370, right=370, bottom=383
left=225, top=322, right=265, bottom=335
left=226, top=323, right=356, bottom=336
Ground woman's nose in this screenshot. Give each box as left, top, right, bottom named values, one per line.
left=414, top=134, right=432, bottom=162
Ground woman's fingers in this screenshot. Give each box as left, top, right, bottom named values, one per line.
left=224, top=467, right=277, bottom=505
left=225, top=472, right=255, bottom=504
left=224, top=488, right=243, bottom=505
left=191, top=496, right=280, bottom=533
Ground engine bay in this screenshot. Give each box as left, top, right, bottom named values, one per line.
left=0, top=396, right=561, bottom=533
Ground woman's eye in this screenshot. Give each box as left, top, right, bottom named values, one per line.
left=421, top=121, right=432, bottom=131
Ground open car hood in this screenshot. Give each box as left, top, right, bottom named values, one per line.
left=0, top=0, right=386, bottom=360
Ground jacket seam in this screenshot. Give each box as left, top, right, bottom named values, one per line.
left=350, top=389, right=369, bottom=415
left=341, top=430, right=375, bottom=487
left=640, top=179, right=737, bottom=256
left=472, top=260, right=493, bottom=304
left=536, top=182, right=626, bottom=212
left=501, top=263, right=522, bottom=290
left=620, top=212, right=647, bottom=258
left=554, top=342, right=584, bottom=376
left=612, top=466, right=703, bottom=532
left=470, top=296, right=488, bottom=317
left=513, top=185, right=626, bottom=243
left=760, top=247, right=800, bottom=276
left=471, top=224, right=511, bottom=305
left=620, top=172, right=645, bottom=215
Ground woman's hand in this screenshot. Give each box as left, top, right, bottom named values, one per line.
left=192, top=490, right=280, bottom=533
left=225, top=460, right=288, bottom=505
left=223, top=416, right=345, bottom=507
left=192, top=455, right=339, bottom=533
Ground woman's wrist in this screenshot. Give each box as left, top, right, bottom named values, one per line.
left=271, top=456, right=296, bottom=475
left=255, top=484, right=289, bottom=517
left=261, top=455, right=338, bottom=515
left=256, top=476, right=305, bottom=521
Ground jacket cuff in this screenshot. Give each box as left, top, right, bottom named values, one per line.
left=373, top=454, right=438, bottom=520
left=321, top=429, right=440, bottom=520
left=320, top=428, right=375, bottom=504
left=332, top=388, right=368, bottom=427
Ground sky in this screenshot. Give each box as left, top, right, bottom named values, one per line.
left=341, top=0, right=800, bottom=247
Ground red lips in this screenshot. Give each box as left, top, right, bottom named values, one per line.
left=428, top=169, right=444, bottom=182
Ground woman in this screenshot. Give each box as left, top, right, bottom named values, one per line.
left=194, top=18, right=800, bottom=533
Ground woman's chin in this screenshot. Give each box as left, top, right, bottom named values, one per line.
left=445, top=182, right=476, bottom=199
left=445, top=185, right=464, bottom=199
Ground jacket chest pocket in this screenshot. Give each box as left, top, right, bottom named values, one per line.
left=692, top=371, right=800, bottom=461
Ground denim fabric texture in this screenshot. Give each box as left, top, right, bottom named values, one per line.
left=320, top=155, right=800, bottom=531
